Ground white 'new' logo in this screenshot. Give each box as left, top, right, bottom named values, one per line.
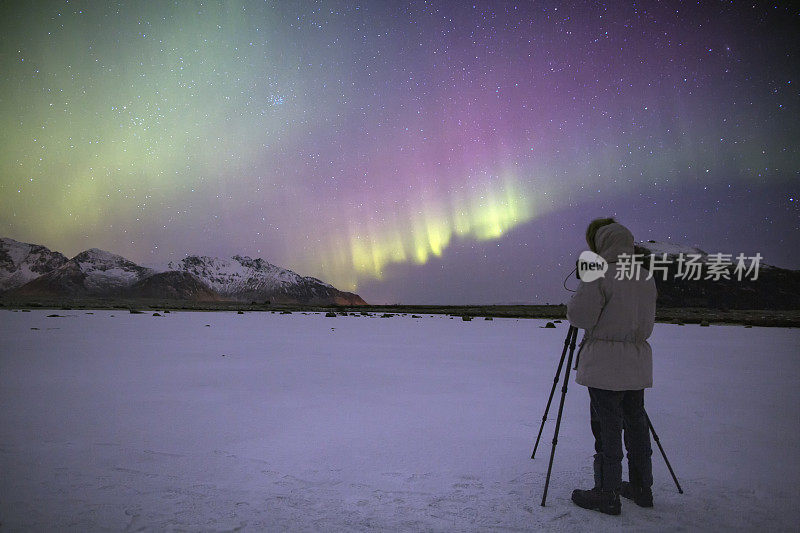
left=577, top=251, right=608, bottom=282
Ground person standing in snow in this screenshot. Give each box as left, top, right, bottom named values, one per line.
left=567, top=218, right=657, bottom=515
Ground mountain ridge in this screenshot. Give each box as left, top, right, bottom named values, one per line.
left=635, top=240, right=798, bottom=309
left=0, top=238, right=367, bottom=305
left=0, top=237, right=69, bottom=292
left=2, top=237, right=796, bottom=308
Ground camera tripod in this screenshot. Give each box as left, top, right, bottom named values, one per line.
left=531, top=325, right=683, bottom=506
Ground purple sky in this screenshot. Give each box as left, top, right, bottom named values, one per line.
left=1, top=1, right=798, bottom=304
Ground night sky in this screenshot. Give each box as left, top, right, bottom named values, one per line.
left=1, top=1, right=798, bottom=304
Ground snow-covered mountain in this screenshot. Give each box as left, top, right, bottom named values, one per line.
left=128, top=270, right=224, bottom=301
left=636, top=240, right=781, bottom=273
left=167, top=255, right=366, bottom=305
left=0, top=238, right=68, bottom=293
left=635, top=240, right=709, bottom=259
left=1, top=237, right=367, bottom=305
left=10, top=248, right=154, bottom=297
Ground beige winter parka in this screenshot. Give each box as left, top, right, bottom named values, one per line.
left=567, top=223, right=657, bottom=391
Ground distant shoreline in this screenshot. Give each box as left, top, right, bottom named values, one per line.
left=2, top=301, right=798, bottom=327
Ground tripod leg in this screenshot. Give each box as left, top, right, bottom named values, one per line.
left=531, top=326, right=575, bottom=459
left=646, top=413, right=684, bottom=494
left=541, top=327, right=578, bottom=506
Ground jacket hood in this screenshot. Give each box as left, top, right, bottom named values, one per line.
left=594, top=222, right=635, bottom=263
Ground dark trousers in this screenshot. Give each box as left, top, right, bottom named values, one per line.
left=589, top=387, right=653, bottom=491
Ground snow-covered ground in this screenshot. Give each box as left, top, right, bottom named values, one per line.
left=1, top=310, right=798, bottom=531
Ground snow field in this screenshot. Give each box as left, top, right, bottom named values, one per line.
left=1, top=310, right=798, bottom=531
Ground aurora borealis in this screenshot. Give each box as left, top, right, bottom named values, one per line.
left=1, top=1, right=798, bottom=303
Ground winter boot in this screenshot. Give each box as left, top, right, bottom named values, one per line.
left=571, top=487, right=621, bottom=516
left=619, top=481, right=653, bottom=507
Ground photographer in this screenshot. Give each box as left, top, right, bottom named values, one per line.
left=567, top=218, right=657, bottom=515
